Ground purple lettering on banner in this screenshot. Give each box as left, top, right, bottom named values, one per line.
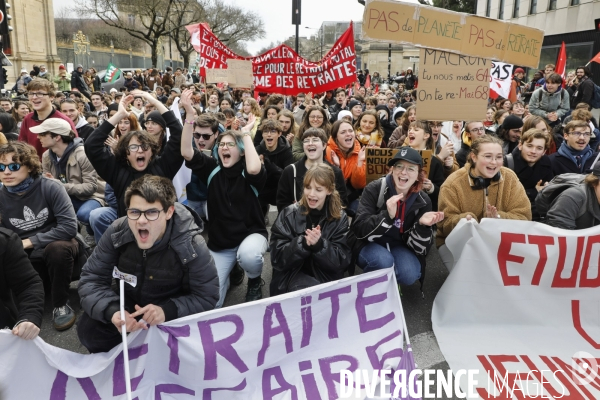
left=202, top=378, right=247, bottom=400
left=300, top=296, right=313, bottom=348
left=257, top=303, right=294, bottom=367
left=262, top=366, right=299, bottom=400
left=317, top=285, right=352, bottom=339
left=112, top=344, right=149, bottom=396
left=49, top=371, right=101, bottom=400
left=155, top=384, right=195, bottom=399
left=198, top=314, right=248, bottom=380
left=298, top=360, right=323, bottom=399
left=49, top=370, right=68, bottom=400
left=158, top=325, right=191, bottom=375
left=76, top=378, right=101, bottom=400
left=355, top=274, right=395, bottom=333
left=365, top=329, right=403, bottom=370
left=318, top=354, right=359, bottom=400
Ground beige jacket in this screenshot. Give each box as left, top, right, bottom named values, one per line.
left=42, top=144, right=106, bottom=206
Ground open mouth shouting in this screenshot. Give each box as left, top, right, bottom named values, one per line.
left=408, top=134, right=416, bottom=144
left=307, top=196, right=319, bottom=208
left=136, top=155, right=147, bottom=168
left=138, top=228, right=150, bottom=242
left=265, top=137, right=274, bottom=147
left=306, top=144, right=317, bottom=156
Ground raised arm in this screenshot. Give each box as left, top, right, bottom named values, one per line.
left=130, top=89, right=168, bottom=114
left=180, top=89, right=195, bottom=161
left=241, top=114, right=262, bottom=175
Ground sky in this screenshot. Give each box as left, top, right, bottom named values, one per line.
left=52, top=0, right=377, bottom=55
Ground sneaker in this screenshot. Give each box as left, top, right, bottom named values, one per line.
left=230, top=262, right=245, bottom=286
left=53, top=303, right=76, bottom=331
left=245, top=276, right=264, bottom=302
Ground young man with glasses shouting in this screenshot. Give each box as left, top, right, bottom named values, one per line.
left=456, top=121, right=486, bottom=168
left=549, top=120, right=599, bottom=176
left=77, top=175, right=218, bottom=353
left=0, top=141, right=79, bottom=331
left=18, top=79, right=77, bottom=160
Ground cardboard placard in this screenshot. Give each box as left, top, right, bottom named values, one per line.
left=417, top=48, right=491, bottom=121
left=366, top=148, right=432, bottom=183
left=362, top=0, right=544, bottom=68
left=226, top=59, right=254, bottom=88
left=205, top=68, right=230, bottom=85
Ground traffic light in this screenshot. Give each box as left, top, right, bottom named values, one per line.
left=0, top=0, right=12, bottom=36
left=291, top=0, right=301, bottom=25
left=0, top=67, right=7, bottom=90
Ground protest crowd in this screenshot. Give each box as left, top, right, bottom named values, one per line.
left=1, top=57, right=599, bottom=356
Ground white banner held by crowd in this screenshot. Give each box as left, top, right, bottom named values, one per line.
left=432, top=219, right=600, bottom=399
left=0, top=270, right=411, bottom=399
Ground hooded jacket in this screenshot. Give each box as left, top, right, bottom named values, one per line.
left=42, top=138, right=106, bottom=205
left=436, top=166, right=531, bottom=247
left=546, top=184, right=600, bottom=230
left=325, top=136, right=366, bottom=203
left=71, top=69, right=91, bottom=99
left=0, top=228, right=44, bottom=328
left=270, top=203, right=351, bottom=296
left=529, top=85, right=570, bottom=122
left=78, top=203, right=219, bottom=324
left=276, top=156, right=348, bottom=212
left=75, top=116, right=95, bottom=142
left=84, top=110, right=184, bottom=217
left=255, top=135, right=295, bottom=202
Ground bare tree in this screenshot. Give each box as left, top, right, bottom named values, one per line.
left=76, top=0, right=197, bottom=67
left=170, top=0, right=265, bottom=69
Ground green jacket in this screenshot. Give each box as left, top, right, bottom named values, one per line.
left=54, top=74, right=71, bottom=91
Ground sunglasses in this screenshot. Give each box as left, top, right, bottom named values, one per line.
left=193, top=132, right=213, bottom=140
left=0, top=163, right=21, bottom=172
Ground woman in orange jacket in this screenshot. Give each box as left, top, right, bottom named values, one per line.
left=326, top=120, right=367, bottom=216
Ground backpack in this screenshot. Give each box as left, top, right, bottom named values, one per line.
left=535, top=173, right=586, bottom=217
left=505, top=154, right=515, bottom=170
left=206, top=165, right=258, bottom=197
left=589, top=82, right=600, bottom=109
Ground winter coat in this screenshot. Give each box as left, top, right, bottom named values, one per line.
left=270, top=204, right=351, bottom=296
left=529, top=86, right=570, bottom=122
left=436, top=166, right=531, bottom=247
left=387, top=126, right=407, bottom=149
left=78, top=203, right=219, bottom=324
left=351, top=178, right=434, bottom=280
left=276, top=156, right=348, bottom=212
left=546, top=184, right=600, bottom=230
left=123, top=78, right=139, bottom=91
left=161, top=73, right=174, bottom=88
left=0, top=228, right=44, bottom=328
left=548, top=146, right=599, bottom=176
left=505, top=147, right=553, bottom=220
left=455, top=141, right=471, bottom=168
left=42, top=139, right=106, bottom=206
left=325, top=137, right=366, bottom=204
left=54, top=74, right=72, bottom=92
left=573, top=77, right=595, bottom=109
left=71, top=70, right=91, bottom=99
left=84, top=110, right=184, bottom=217
left=255, top=136, right=295, bottom=204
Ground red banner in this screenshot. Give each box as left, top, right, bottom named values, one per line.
left=187, top=23, right=357, bottom=95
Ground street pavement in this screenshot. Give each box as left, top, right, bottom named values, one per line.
left=38, top=208, right=461, bottom=399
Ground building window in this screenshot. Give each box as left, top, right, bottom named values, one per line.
left=513, top=0, right=520, bottom=17
left=570, top=0, right=579, bottom=4
left=548, top=0, right=557, bottom=10
left=498, top=0, right=505, bottom=19
left=529, top=0, right=537, bottom=14
left=486, top=0, right=492, bottom=16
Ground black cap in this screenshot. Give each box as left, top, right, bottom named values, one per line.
left=145, top=111, right=167, bottom=129
left=501, top=115, right=524, bottom=130
left=387, top=147, right=423, bottom=167
left=348, top=99, right=361, bottom=110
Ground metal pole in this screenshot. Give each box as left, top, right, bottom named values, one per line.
left=169, top=19, right=173, bottom=68
left=388, top=43, right=391, bottom=81
left=320, top=25, right=323, bottom=59
left=295, top=23, right=299, bottom=54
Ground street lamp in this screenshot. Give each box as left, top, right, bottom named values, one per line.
left=304, top=26, right=323, bottom=59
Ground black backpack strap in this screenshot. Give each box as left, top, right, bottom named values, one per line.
left=506, top=153, right=515, bottom=170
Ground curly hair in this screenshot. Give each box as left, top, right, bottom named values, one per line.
left=0, top=141, right=42, bottom=178
left=243, top=98, right=261, bottom=118
left=114, top=131, right=161, bottom=166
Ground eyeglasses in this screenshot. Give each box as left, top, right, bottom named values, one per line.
left=480, top=154, right=505, bottom=162
left=309, top=115, right=324, bottom=120
left=193, top=132, right=213, bottom=140
left=28, top=92, right=50, bottom=98
left=0, top=163, right=21, bottom=172
left=263, top=129, right=279, bottom=136
left=393, top=163, right=418, bottom=174
left=469, top=127, right=485, bottom=133
left=569, top=131, right=591, bottom=138
left=126, top=208, right=164, bottom=221
left=127, top=144, right=150, bottom=152
left=303, top=138, right=322, bottom=144
left=218, top=141, right=236, bottom=148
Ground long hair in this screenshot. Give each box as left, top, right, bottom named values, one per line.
left=278, top=109, right=299, bottom=137
left=408, top=120, right=434, bottom=150
left=354, top=109, right=383, bottom=138
left=298, top=106, right=330, bottom=139
left=243, top=98, right=261, bottom=118
left=113, top=113, right=141, bottom=140
left=402, top=105, right=417, bottom=134
left=12, top=100, right=32, bottom=123
left=298, top=164, right=342, bottom=220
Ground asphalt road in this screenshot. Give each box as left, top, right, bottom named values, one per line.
left=38, top=208, right=461, bottom=399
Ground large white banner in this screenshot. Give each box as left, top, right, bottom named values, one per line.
left=0, top=270, right=409, bottom=399
left=433, top=219, right=600, bottom=399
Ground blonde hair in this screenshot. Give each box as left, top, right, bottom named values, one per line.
left=298, top=164, right=342, bottom=220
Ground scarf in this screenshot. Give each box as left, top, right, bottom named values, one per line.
left=6, top=176, right=34, bottom=193
left=557, top=141, right=592, bottom=171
